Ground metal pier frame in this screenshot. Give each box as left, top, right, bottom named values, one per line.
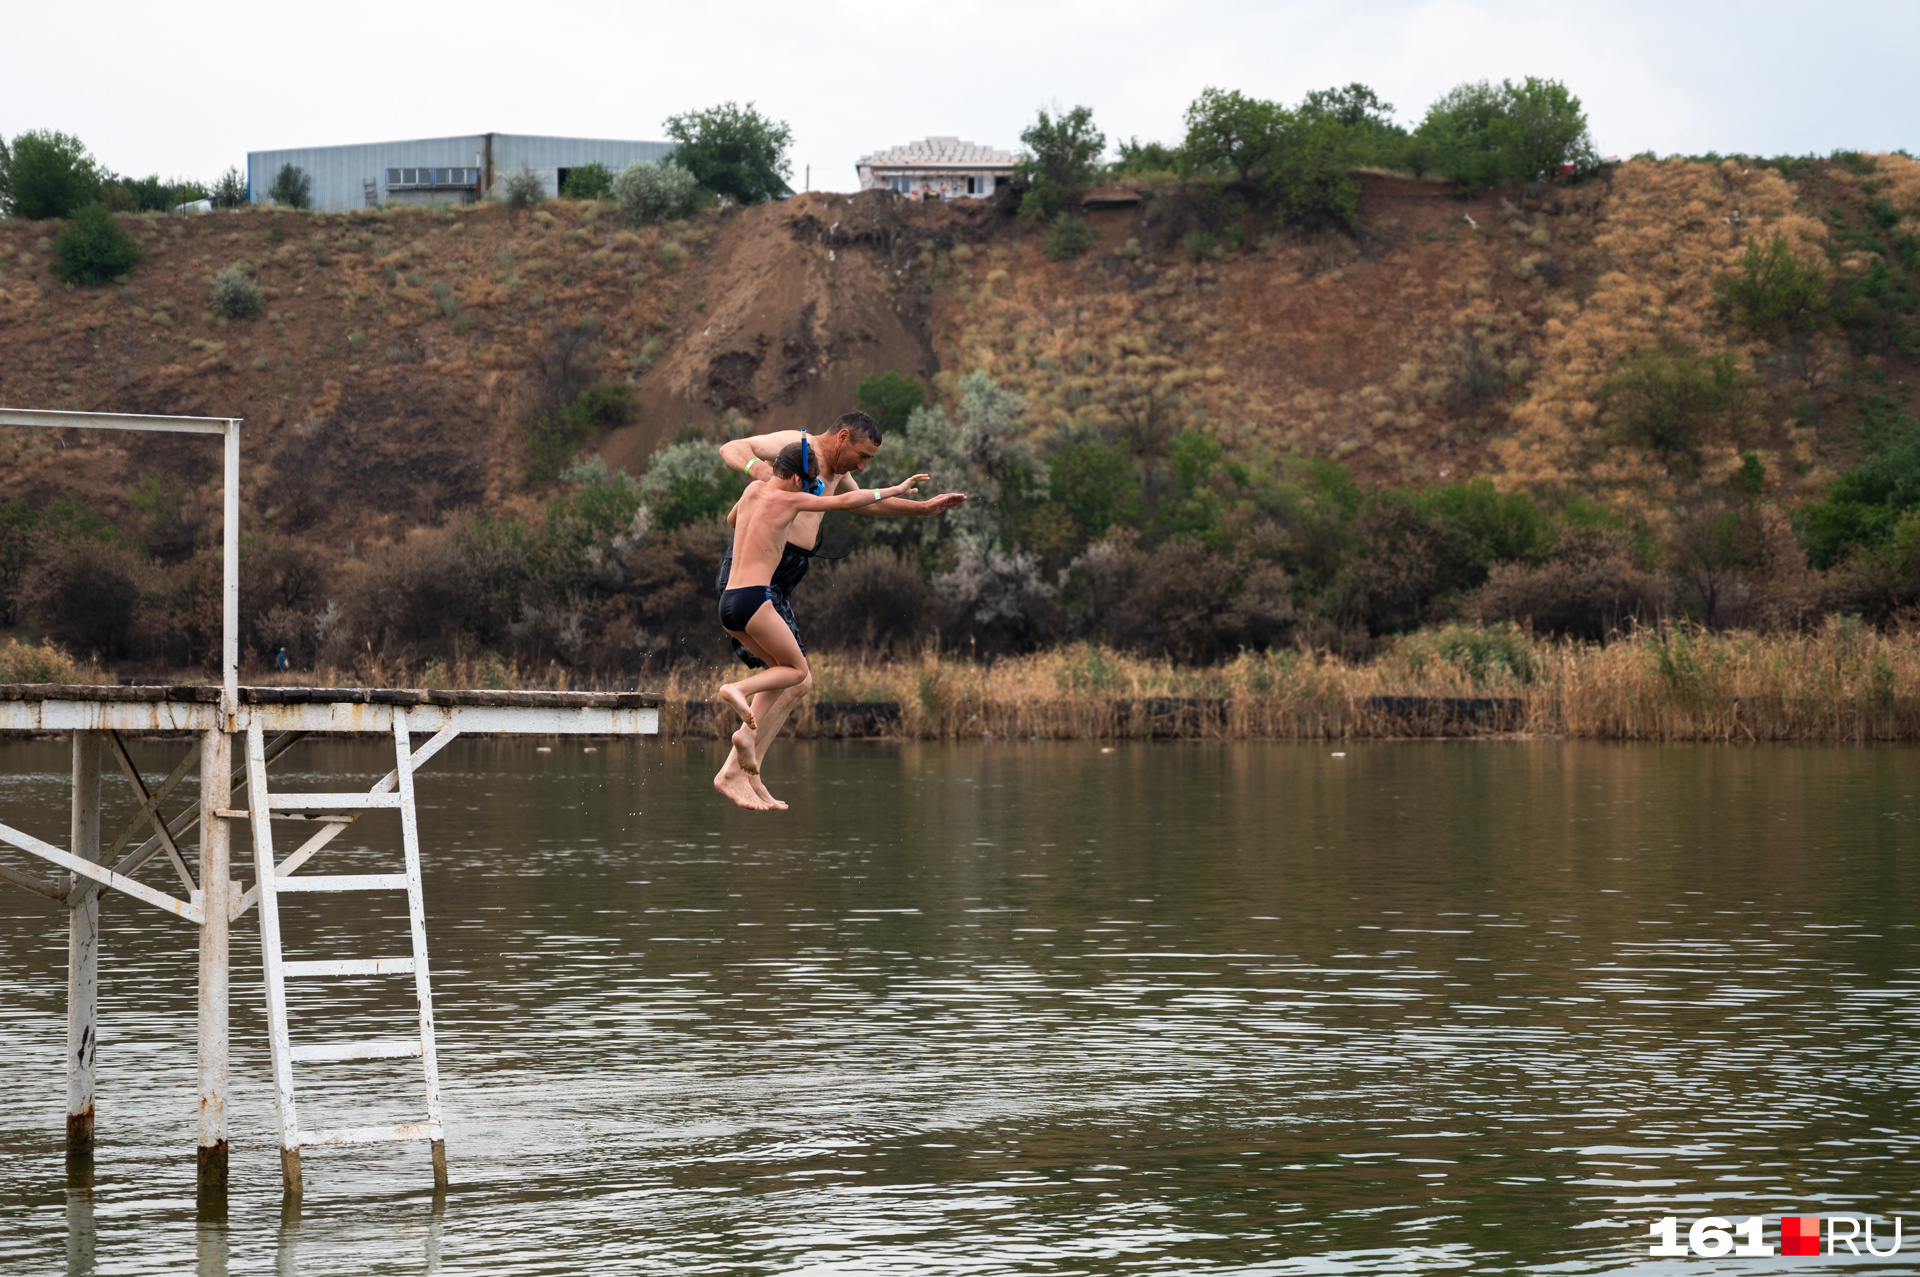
left=0, top=409, right=660, bottom=1200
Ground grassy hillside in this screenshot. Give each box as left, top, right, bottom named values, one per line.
left=2, top=155, right=1918, bottom=679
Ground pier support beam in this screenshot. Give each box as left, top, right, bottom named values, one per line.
left=197, top=727, right=231, bottom=1194
left=66, top=732, right=102, bottom=1152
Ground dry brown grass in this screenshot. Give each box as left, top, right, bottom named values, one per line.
left=79, top=618, right=1920, bottom=742
left=638, top=620, right=1920, bottom=743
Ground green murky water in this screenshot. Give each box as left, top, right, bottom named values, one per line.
left=1, top=738, right=1916, bottom=1274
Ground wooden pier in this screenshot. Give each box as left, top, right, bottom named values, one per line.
left=0, top=409, right=661, bottom=1200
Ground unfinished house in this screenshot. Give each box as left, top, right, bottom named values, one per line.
left=855, top=137, right=1015, bottom=201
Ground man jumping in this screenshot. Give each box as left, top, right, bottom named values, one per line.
left=713, top=410, right=966, bottom=810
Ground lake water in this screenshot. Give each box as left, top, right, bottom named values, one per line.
left=0, top=738, right=1916, bottom=1275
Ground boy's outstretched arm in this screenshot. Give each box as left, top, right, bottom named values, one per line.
left=784, top=475, right=932, bottom=513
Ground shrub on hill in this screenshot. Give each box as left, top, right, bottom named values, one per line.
left=500, top=168, right=546, bottom=210
left=210, top=266, right=264, bottom=318
left=526, top=381, right=634, bottom=481
left=1042, top=213, right=1096, bottom=260
left=54, top=203, right=143, bottom=285
left=612, top=160, right=698, bottom=225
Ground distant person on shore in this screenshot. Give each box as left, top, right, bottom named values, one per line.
left=715, top=439, right=928, bottom=808
left=714, top=411, right=966, bottom=810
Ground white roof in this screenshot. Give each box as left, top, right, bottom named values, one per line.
left=858, top=136, right=1015, bottom=168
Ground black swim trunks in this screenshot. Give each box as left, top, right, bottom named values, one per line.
left=716, top=542, right=811, bottom=669
left=717, top=585, right=774, bottom=632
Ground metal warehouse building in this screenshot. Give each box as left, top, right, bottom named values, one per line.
left=246, top=133, right=676, bottom=211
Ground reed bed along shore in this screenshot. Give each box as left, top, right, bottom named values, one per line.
left=10, top=621, right=1920, bottom=743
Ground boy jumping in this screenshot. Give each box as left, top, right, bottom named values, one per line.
left=715, top=438, right=926, bottom=808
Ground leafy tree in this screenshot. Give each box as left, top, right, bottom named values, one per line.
left=663, top=101, right=794, bottom=204
left=1717, top=234, right=1831, bottom=340
left=1410, top=77, right=1596, bottom=188
left=211, top=166, right=247, bottom=209
left=1300, top=82, right=1398, bottom=130
left=3, top=130, right=101, bottom=218
left=1181, top=88, right=1282, bottom=181
left=1114, top=138, right=1181, bottom=176
left=54, top=203, right=144, bottom=285
left=854, top=370, right=927, bottom=433
left=561, top=161, right=614, bottom=200
left=1016, top=105, right=1106, bottom=220
left=1264, top=112, right=1367, bottom=229
left=268, top=162, right=311, bottom=209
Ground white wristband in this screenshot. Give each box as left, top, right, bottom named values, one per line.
left=873, top=489, right=884, bottom=502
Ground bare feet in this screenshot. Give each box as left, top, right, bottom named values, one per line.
left=730, top=725, right=762, bottom=776
left=713, top=760, right=766, bottom=810
left=747, top=773, right=787, bottom=810
left=718, top=684, right=756, bottom=729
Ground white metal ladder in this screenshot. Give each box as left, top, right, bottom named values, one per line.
left=243, top=710, right=453, bottom=1194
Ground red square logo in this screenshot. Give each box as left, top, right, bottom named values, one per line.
left=1781, top=1216, right=1821, bottom=1256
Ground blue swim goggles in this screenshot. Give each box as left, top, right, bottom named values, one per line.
left=800, top=436, right=825, bottom=496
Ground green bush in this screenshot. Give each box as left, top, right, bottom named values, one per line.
left=525, top=381, right=635, bottom=481
left=1599, top=345, right=1743, bottom=463
left=1042, top=213, right=1096, bottom=260
left=1182, top=230, right=1218, bottom=262
left=611, top=159, right=699, bottom=225
left=268, top=163, right=311, bottom=209
left=561, top=161, right=614, bottom=200
left=1716, top=234, right=1831, bottom=338
left=54, top=204, right=144, bottom=285
left=663, top=101, right=793, bottom=204
left=854, top=370, right=927, bottom=433
left=1395, top=622, right=1540, bottom=684
left=1800, top=431, right=1920, bottom=567
left=636, top=439, right=748, bottom=531
left=2, top=130, right=101, bottom=218
left=210, top=266, right=263, bottom=318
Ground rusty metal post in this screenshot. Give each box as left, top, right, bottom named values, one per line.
left=66, top=731, right=102, bottom=1152
left=197, top=727, right=232, bottom=1193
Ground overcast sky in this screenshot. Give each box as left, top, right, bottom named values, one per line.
left=5, top=0, right=1915, bottom=192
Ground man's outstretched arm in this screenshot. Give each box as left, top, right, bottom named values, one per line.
left=718, top=430, right=801, bottom=484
